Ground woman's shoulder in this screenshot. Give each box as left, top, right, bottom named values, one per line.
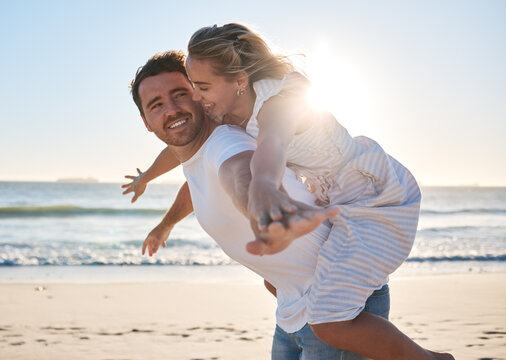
left=280, top=71, right=311, bottom=97
left=253, top=71, right=311, bottom=99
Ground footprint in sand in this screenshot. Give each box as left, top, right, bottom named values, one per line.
left=131, top=328, right=154, bottom=333
left=238, top=337, right=253, bottom=341
left=98, top=331, right=124, bottom=336
left=10, top=341, right=25, bottom=346
left=483, top=330, right=506, bottom=336
left=41, top=326, right=66, bottom=331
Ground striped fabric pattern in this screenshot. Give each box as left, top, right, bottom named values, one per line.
left=247, top=74, right=421, bottom=324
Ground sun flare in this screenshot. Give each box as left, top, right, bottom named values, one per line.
left=305, top=44, right=376, bottom=137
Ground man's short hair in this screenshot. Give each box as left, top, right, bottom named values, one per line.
left=130, top=50, right=188, bottom=117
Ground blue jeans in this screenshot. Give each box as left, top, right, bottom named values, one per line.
left=271, top=284, right=390, bottom=360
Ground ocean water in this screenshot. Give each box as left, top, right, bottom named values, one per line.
left=0, top=182, right=505, bottom=282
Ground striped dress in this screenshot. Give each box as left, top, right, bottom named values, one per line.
left=246, top=73, right=421, bottom=324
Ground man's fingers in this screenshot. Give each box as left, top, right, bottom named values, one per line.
left=136, top=168, right=142, bottom=174
left=286, top=214, right=307, bottom=229
left=325, top=206, right=340, bottom=218
left=124, top=175, right=135, bottom=180
left=131, top=194, right=139, bottom=203
left=246, top=240, right=267, bottom=255
left=153, top=243, right=160, bottom=254
left=142, top=240, right=147, bottom=255
left=122, top=188, right=132, bottom=195
left=266, top=221, right=285, bottom=237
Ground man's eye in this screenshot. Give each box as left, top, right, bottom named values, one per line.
left=199, top=87, right=208, bottom=91
left=150, top=103, right=162, bottom=111
left=175, top=92, right=187, bottom=99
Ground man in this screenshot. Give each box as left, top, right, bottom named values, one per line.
left=128, top=51, right=390, bottom=359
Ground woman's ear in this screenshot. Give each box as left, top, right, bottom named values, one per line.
left=236, top=70, right=250, bottom=89
left=141, top=115, right=153, bottom=132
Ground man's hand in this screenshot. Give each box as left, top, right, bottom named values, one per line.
left=121, top=168, right=147, bottom=203
left=246, top=202, right=339, bottom=256
left=142, top=223, right=173, bottom=257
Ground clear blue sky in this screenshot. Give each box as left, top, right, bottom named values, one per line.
left=1, top=0, right=505, bottom=185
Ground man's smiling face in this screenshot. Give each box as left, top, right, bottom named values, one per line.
left=139, top=71, right=205, bottom=147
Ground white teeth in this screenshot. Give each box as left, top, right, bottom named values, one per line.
left=203, top=103, right=214, bottom=109
left=169, top=119, right=187, bottom=129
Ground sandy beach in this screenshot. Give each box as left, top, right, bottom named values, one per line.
left=0, top=273, right=504, bottom=360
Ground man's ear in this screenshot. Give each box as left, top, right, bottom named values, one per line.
left=141, top=115, right=153, bottom=132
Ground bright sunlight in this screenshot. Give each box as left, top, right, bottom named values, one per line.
left=306, top=43, right=377, bottom=137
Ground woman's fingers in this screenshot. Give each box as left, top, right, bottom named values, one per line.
left=280, top=200, right=297, bottom=214
left=258, top=212, right=271, bottom=231
left=269, top=206, right=283, bottom=221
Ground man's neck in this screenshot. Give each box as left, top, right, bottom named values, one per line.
left=169, top=116, right=219, bottom=163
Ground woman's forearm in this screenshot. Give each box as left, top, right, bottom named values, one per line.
left=219, top=151, right=255, bottom=218
left=250, top=134, right=287, bottom=189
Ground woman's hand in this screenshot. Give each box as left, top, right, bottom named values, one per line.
left=142, top=223, right=174, bottom=257
left=247, top=179, right=298, bottom=232
left=121, top=168, right=147, bottom=203
left=246, top=201, right=340, bottom=256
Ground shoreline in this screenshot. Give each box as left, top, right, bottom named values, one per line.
left=0, top=273, right=504, bottom=359
left=1, top=262, right=505, bottom=285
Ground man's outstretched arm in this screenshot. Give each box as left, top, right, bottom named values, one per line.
left=142, top=182, right=193, bottom=256
left=122, top=147, right=180, bottom=203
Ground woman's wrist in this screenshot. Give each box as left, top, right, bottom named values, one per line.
left=250, top=175, right=279, bottom=189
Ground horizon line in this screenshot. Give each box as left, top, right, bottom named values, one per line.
left=0, top=179, right=505, bottom=188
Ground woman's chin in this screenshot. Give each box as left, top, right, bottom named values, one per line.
left=211, top=115, right=224, bottom=124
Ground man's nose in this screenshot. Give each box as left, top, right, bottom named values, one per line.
left=164, top=100, right=180, bottom=117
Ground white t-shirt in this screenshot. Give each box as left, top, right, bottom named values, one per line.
left=182, top=125, right=330, bottom=333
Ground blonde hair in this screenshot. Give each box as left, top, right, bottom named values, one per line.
left=188, top=23, right=294, bottom=83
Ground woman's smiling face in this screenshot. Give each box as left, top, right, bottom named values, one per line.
left=185, top=56, right=242, bottom=122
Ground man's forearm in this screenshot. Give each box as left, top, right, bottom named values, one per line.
left=159, top=182, right=194, bottom=228
left=143, top=147, right=181, bottom=183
